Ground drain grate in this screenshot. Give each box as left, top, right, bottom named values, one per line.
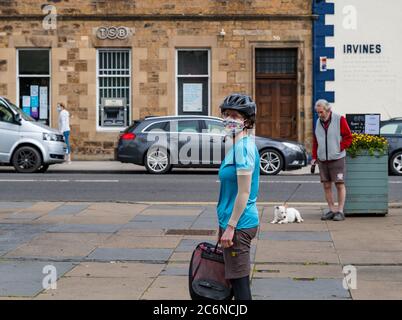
left=256, top=269, right=280, bottom=274
left=165, top=229, right=216, bottom=236
left=293, top=277, right=316, bottom=281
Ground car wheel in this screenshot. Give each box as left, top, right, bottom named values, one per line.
left=259, top=149, right=283, bottom=175
left=12, top=146, right=42, bottom=173
left=37, top=164, right=50, bottom=173
left=390, top=151, right=402, bottom=176
left=145, top=147, right=172, bottom=174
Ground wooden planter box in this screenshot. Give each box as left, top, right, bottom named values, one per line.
left=344, top=152, right=388, bottom=216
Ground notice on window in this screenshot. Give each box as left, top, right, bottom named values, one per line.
left=183, top=83, right=203, bottom=112
left=22, top=96, right=31, bottom=115
left=30, top=85, right=39, bottom=110
left=22, top=96, right=30, bottom=108
left=365, top=114, right=380, bottom=135
left=30, top=85, right=39, bottom=97
left=39, top=86, right=48, bottom=120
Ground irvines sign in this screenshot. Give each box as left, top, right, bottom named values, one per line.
left=96, top=26, right=131, bottom=40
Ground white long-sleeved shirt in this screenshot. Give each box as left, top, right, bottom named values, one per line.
left=58, top=109, right=70, bottom=133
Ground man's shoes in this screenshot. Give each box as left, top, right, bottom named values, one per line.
left=333, top=212, right=345, bottom=221
left=321, top=211, right=335, bottom=221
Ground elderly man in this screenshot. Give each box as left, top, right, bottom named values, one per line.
left=312, top=100, right=353, bottom=221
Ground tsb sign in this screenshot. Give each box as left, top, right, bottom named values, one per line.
left=96, top=26, right=131, bottom=40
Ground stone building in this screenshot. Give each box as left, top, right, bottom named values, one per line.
left=0, top=0, right=314, bottom=160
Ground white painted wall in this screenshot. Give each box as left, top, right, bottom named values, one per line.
left=325, top=0, right=402, bottom=120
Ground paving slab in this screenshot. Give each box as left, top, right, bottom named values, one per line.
left=102, top=235, right=182, bottom=249
left=256, top=239, right=336, bottom=252
left=350, top=280, right=402, bottom=300
left=5, top=233, right=109, bottom=259
left=131, top=215, right=197, bottom=223
left=0, top=214, right=12, bottom=223
left=259, top=231, right=332, bottom=242
left=190, top=217, right=219, bottom=229
left=330, top=229, right=402, bottom=241
left=259, top=222, right=329, bottom=232
left=333, top=239, right=402, bottom=252
left=160, top=263, right=188, bottom=276
left=255, top=241, right=339, bottom=264
left=0, top=261, right=75, bottom=297
left=141, top=275, right=190, bottom=300
left=86, top=203, right=149, bottom=216
left=47, top=204, right=89, bottom=216
left=355, top=266, right=402, bottom=282
left=139, top=206, right=204, bottom=216
left=86, top=248, right=173, bottom=262
left=182, top=235, right=217, bottom=241
left=168, top=251, right=193, bottom=263
left=338, top=250, right=402, bottom=265
left=3, top=212, right=44, bottom=221
left=18, top=202, right=63, bottom=214
left=0, top=224, right=53, bottom=256
left=114, top=228, right=166, bottom=237
left=35, top=276, right=151, bottom=300
left=125, top=215, right=196, bottom=229
left=251, top=278, right=350, bottom=300
left=0, top=223, right=52, bottom=233
left=175, top=239, right=209, bottom=252
left=0, top=202, right=34, bottom=212
left=47, top=224, right=123, bottom=234
left=61, top=215, right=135, bottom=225
left=65, top=262, right=164, bottom=278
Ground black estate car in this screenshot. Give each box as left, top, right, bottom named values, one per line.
left=381, top=117, right=402, bottom=175
left=116, top=115, right=308, bottom=175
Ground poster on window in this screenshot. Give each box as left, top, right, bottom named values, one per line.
left=22, top=96, right=31, bottom=115
left=30, top=85, right=39, bottom=97
left=39, top=86, right=48, bottom=120
left=183, top=83, right=203, bottom=112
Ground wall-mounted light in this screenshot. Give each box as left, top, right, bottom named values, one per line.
left=218, top=28, right=226, bottom=40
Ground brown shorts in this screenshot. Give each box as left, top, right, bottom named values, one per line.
left=318, top=157, right=346, bottom=183
left=218, top=227, right=258, bottom=279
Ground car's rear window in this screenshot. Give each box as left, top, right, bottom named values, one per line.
left=124, top=120, right=142, bottom=133
left=381, top=123, right=399, bottom=135
left=144, top=121, right=169, bottom=132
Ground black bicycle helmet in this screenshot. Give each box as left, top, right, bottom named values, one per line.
left=219, top=93, right=256, bottom=117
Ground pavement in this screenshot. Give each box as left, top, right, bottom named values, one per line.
left=1, top=201, right=402, bottom=300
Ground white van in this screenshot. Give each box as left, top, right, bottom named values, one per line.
left=0, top=96, right=66, bottom=173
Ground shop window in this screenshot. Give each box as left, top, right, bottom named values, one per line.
left=97, top=49, right=131, bottom=129
left=176, top=49, right=210, bottom=116
left=17, top=49, right=50, bottom=125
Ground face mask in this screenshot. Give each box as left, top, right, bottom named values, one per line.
left=57, top=106, right=62, bottom=112
left=223, top=118, right=245, bottom=136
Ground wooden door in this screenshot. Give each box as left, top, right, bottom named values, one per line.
left=256, top=77, right=297, bottom=140
left=255, top=48, right=298, bottom=140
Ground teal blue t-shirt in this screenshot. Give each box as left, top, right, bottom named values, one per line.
left=217, top=136, right=260, bottom=230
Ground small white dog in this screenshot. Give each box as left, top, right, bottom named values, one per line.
left=271, top=205, right=304, bottom=224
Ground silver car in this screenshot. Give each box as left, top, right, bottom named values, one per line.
left=0, top=96, right=66, bottom=173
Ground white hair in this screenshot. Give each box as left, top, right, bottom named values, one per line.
left=315, top=99, right=332, bottom=112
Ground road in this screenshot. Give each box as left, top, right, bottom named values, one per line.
left=0, top=168, right=401, bottom=203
